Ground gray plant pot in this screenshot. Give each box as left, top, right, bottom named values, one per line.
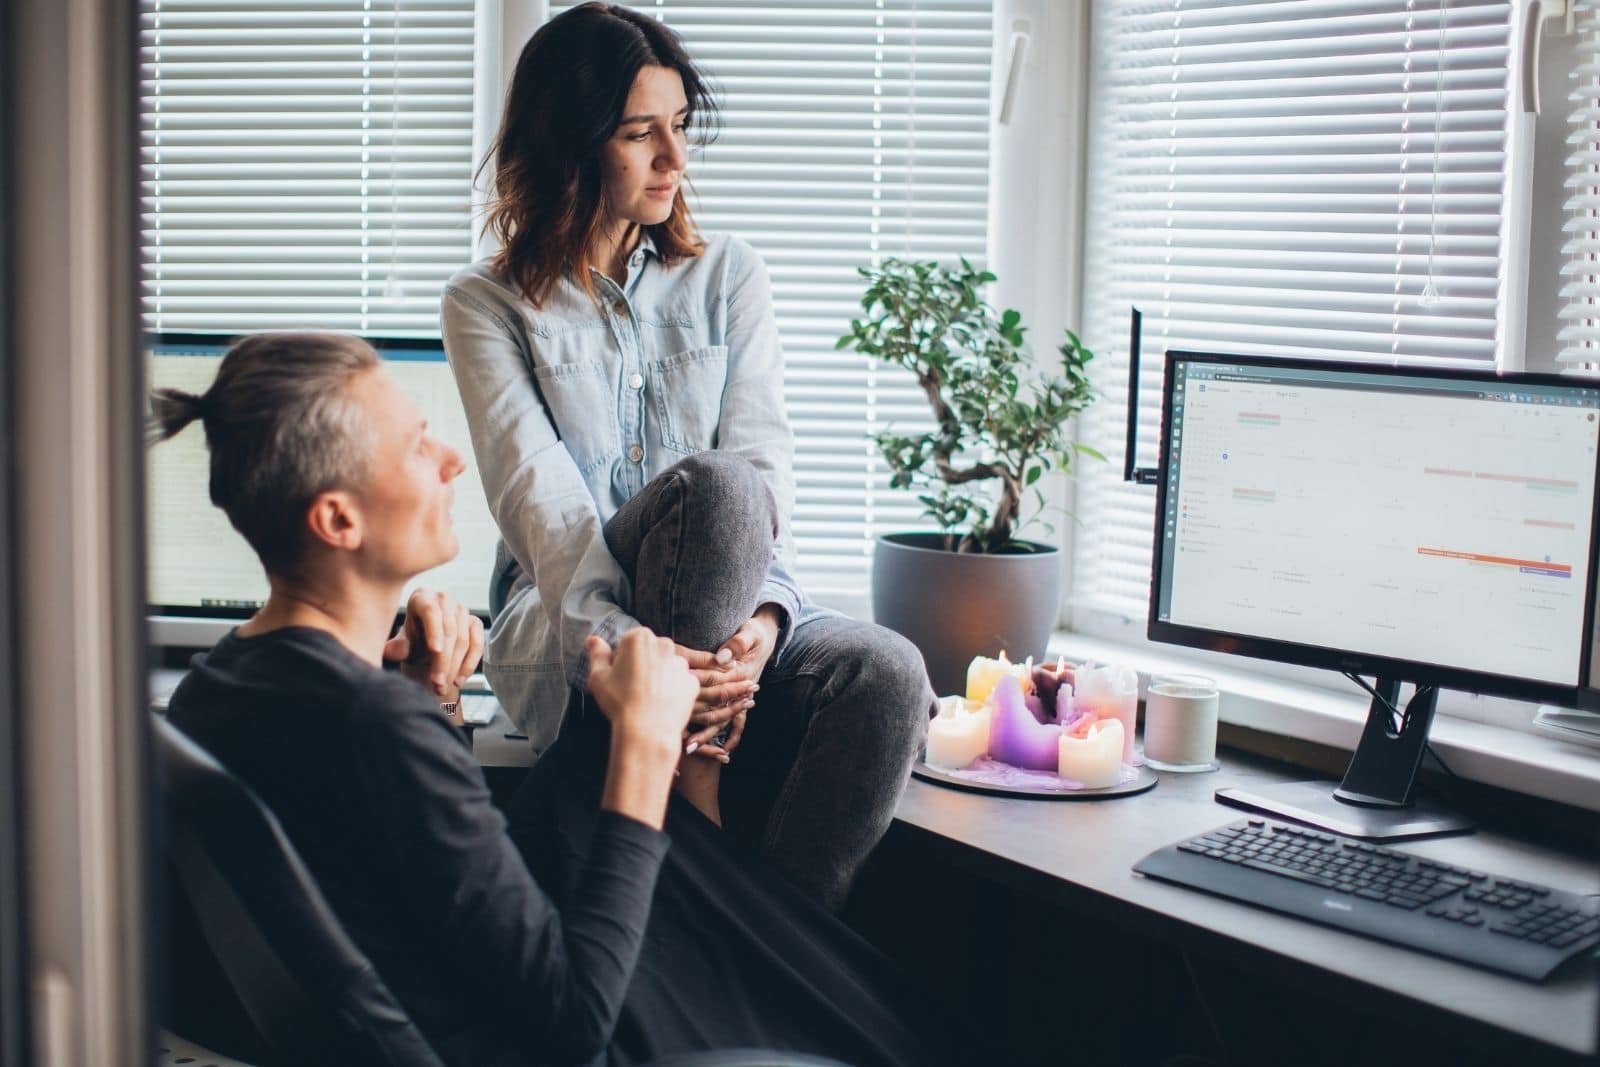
left=871, top=532, right=1062, bottom=698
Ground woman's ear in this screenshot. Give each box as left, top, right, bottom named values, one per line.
left=305, top=490, right=362, bottom=552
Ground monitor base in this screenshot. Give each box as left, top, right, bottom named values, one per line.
left=1215, top=780, right=1474, bottom=842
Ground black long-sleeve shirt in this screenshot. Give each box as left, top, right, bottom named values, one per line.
left=167, top=626, right=668, bottom=1066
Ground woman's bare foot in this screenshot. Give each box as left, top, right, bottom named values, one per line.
left=674, top=753, right=723, bottom=827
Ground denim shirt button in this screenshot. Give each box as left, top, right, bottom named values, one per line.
left=628, top=444, right=644, bottom=463
left=613, top=299, right=628, bottom=315
left=627, top=372, right=644, bottom=390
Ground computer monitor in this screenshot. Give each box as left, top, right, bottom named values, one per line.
left=146, top=332, right=501, bottom=648
left=1149, top=351, right=1600, bottom=839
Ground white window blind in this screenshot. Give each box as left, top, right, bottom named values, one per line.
left=140, top=0, right=476, bottom=336
left=1558, top=1, right=1600, bottom=367
left=1072, top=0, right=1515, bottom=628
left=552, top=1, right=994, bottom=607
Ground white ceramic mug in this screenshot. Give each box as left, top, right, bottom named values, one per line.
left=1143, top=677, right=1220, bottom=772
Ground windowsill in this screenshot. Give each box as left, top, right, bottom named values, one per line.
left=1049, top=631, right=1600, bottom=814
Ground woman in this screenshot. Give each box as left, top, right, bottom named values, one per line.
left=442, top=1, right=931, bottom=912
left=153, top=332, right=950, bottom=1065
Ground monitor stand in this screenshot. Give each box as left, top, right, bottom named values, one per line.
left=1215, top=678, right=1475, bottom=842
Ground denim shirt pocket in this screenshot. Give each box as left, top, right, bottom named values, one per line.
left=650, top=345, right=729, bottom=454
left=531, top=359, right=620, bottom=476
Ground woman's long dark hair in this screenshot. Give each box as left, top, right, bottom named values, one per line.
left=482, top=3, right=718, bottom=306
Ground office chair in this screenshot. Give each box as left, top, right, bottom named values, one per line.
left=156, top=714, right=447, bottom=1066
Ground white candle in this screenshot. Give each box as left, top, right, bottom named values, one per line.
left=1074, top=663, right=1140, bottom=764
left=1143, top=681, right=1220, bottom=770
left=925, top=696, right=992, bottom=770
left=1057, top=717, right=1124, bottom=788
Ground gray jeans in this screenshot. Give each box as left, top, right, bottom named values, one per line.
left=594, top=451, right=933, bottom=911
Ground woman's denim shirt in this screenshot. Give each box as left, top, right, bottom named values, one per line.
left=441, top=232, right=803, bottom=754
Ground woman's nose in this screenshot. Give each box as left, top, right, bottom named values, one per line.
left=658, top=136, right=686, bottom=172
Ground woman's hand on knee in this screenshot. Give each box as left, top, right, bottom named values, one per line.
left=675, top=643, right=757, bottom=720
left=686, top=610, right=778, bottom=722
left=717, top=608, right=782, bottom=676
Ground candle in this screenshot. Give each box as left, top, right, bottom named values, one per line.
left=925, top=696, right=991, bottom=770
left=1143, top=680, right=1220, bottom=770
left=966, top=651, right=1028, bottom=704
left=1057, top=717, right=1124, bottom=789
left=986, top=675, right=1062, bottom=771
left=1031, top=655, right=1075, bottom=716
left=1061, top=703, right=1095, bottom=737
left=1075, top=663, right=1139, bottom=764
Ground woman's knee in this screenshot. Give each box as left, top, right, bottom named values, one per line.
left=667, top=452, right=774, bottom=528
left=854, top=626, right=935, bottom=732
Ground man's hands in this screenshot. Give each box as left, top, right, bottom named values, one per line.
left=384, top=589, right=484, bottom=710
left=586, top=629, right=698, bottom=750
left=587, top=629, right=698, bottom=830
left=677, top=605, right=782, bottom=758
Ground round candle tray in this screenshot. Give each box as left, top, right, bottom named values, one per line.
left=912, top=756, right=1158, bottom=800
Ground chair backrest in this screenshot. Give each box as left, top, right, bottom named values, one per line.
left=154, top=714, right=446, bottom=1067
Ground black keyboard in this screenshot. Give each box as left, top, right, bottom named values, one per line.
left=1134, top=819, right=1600, bottom=980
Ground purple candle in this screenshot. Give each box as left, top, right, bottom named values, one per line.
left=987, top=675, right=1062, bottom=771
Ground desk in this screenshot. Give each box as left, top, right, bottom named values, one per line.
left=158, top=660, right=1593, bottom=1058
left=890, top=749, right=1599, bottom=1062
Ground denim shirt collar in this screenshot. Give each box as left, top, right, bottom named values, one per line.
left=586, top=230, right=660, bottom=298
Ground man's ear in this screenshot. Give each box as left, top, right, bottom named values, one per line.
left=305, top=490, right=362, bottom=552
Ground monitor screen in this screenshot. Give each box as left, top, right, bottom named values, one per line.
left=1149, top=353, right=1600, bottom=704
left=146, top=333, right=501, bottom=628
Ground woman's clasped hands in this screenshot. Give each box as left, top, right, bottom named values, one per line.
left=676, top=605, right=783, bottom=762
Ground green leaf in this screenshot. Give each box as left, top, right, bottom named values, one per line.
left=845, top=256, right=1100, bottom=548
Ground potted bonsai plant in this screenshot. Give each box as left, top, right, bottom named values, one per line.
left=837, top=257, right=1099, bottom=696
